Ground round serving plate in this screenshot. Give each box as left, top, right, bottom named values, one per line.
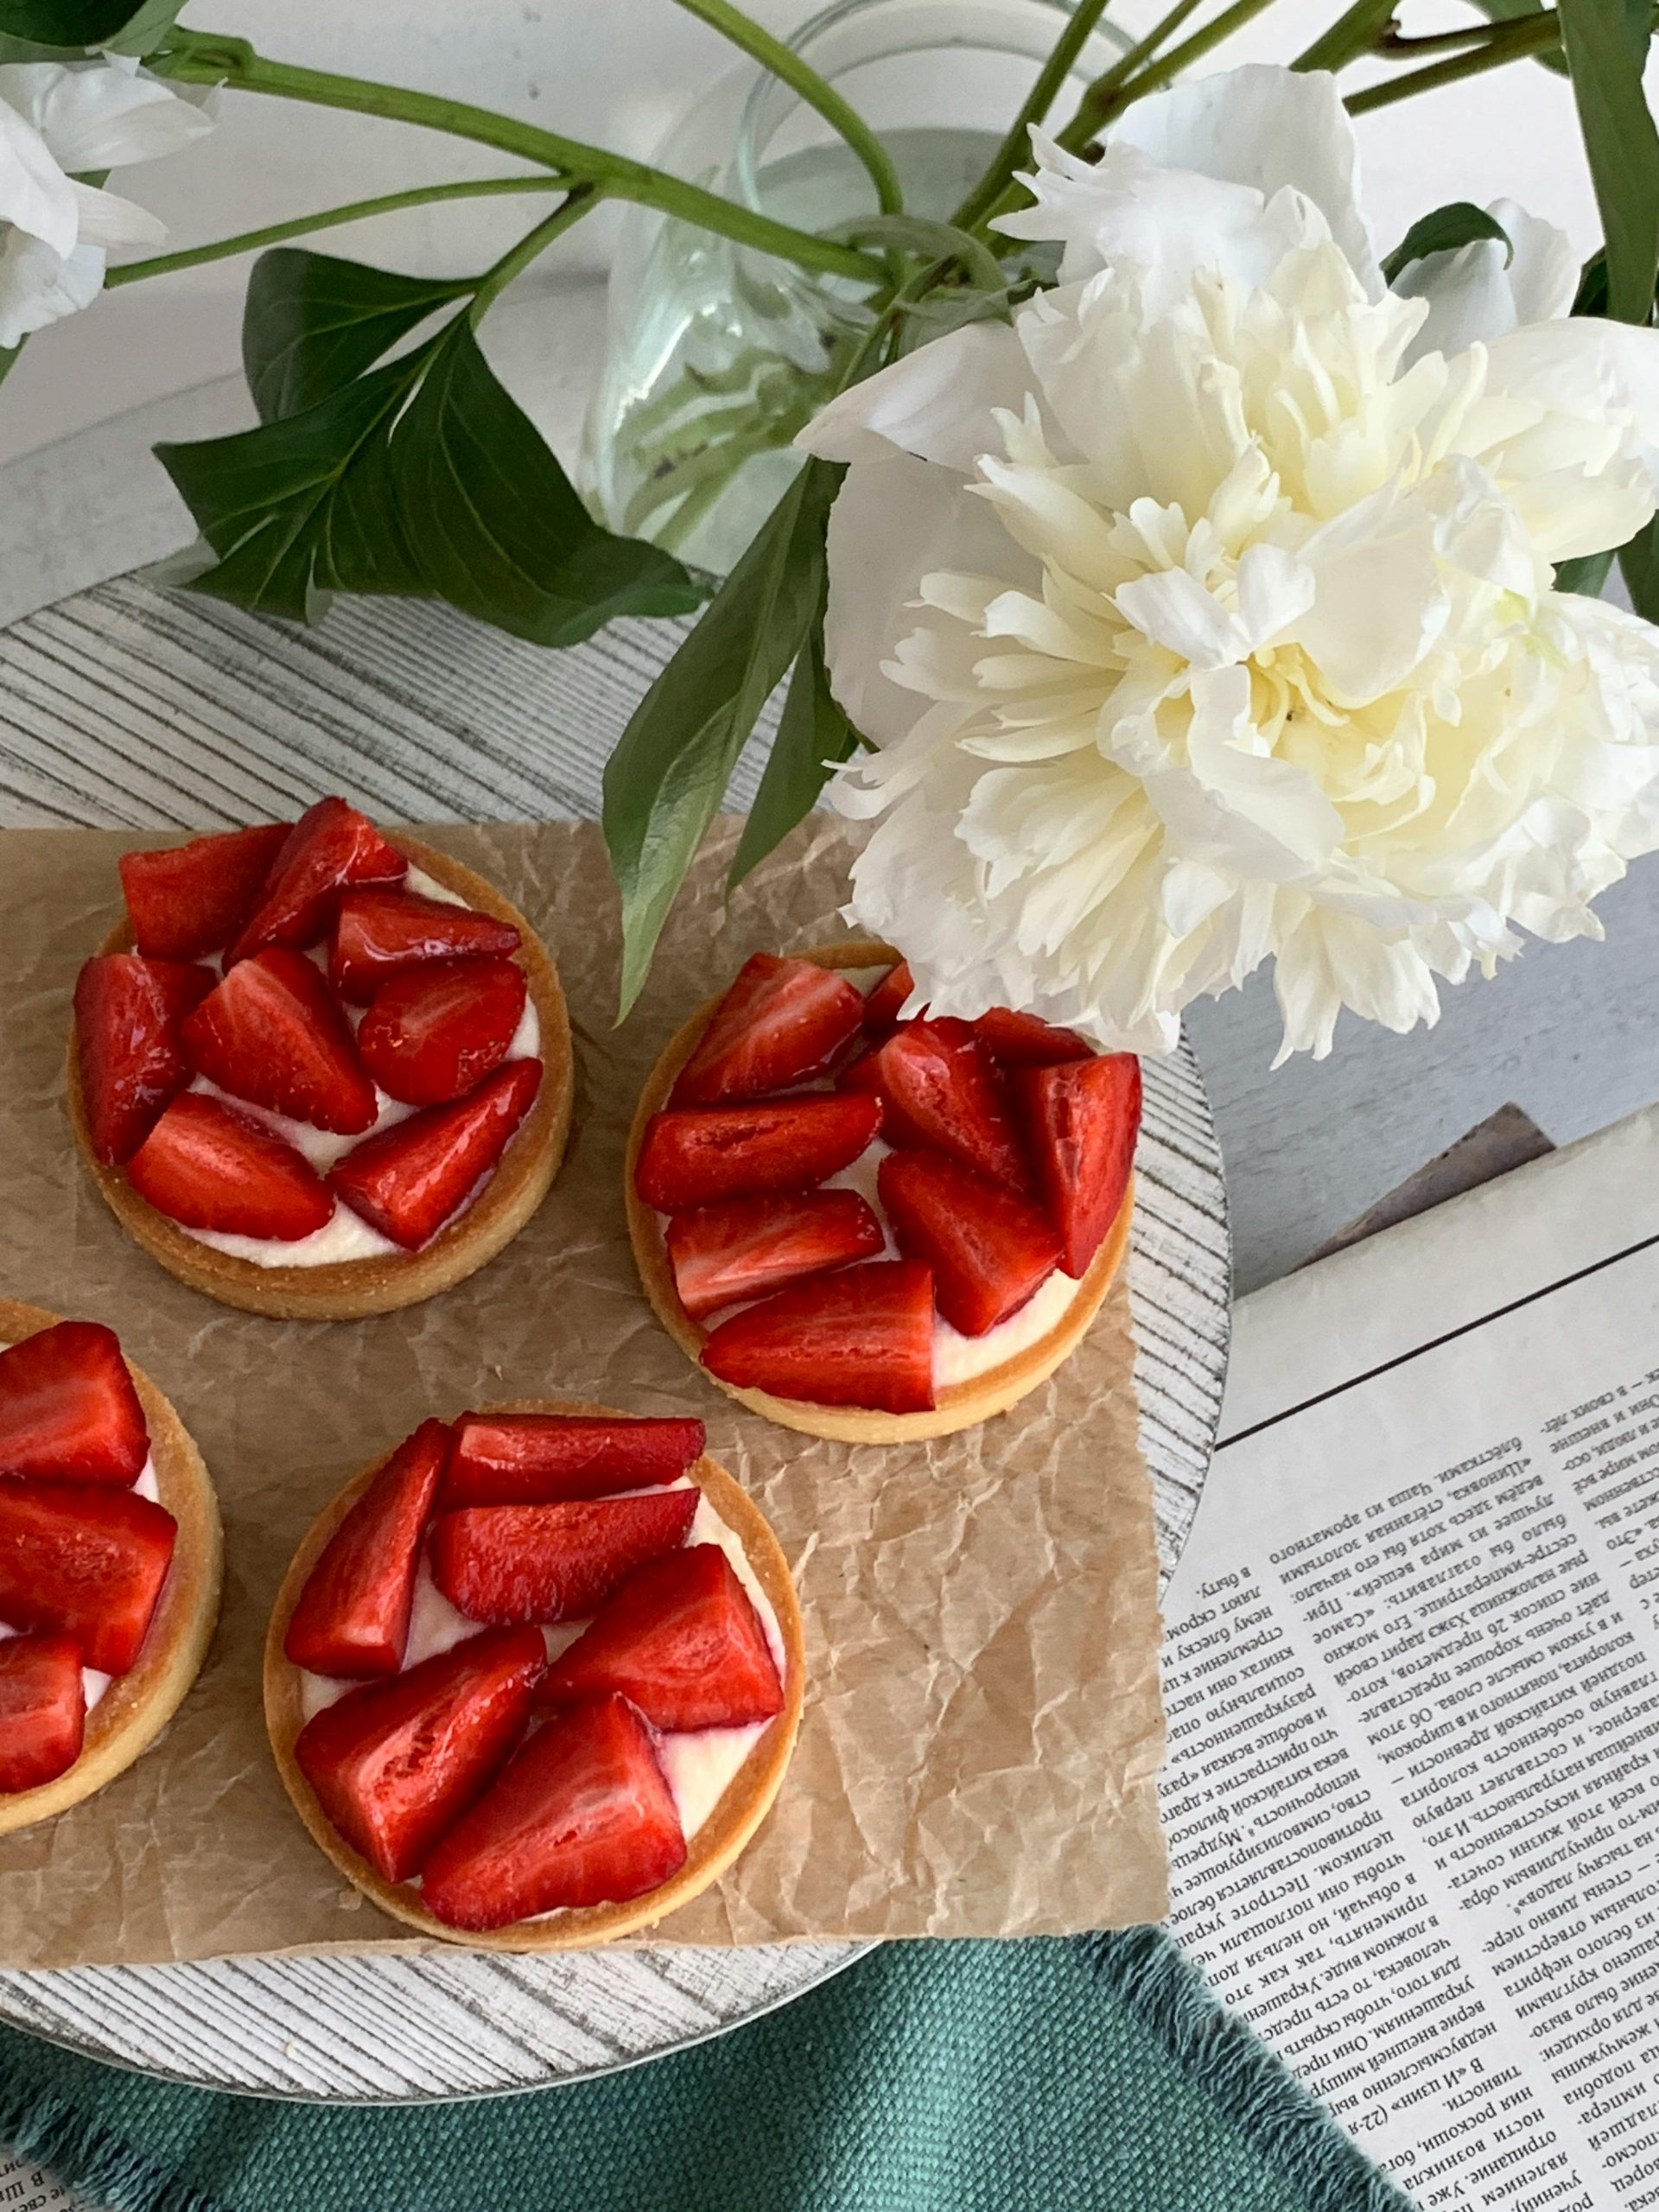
left=0, top=575, right=1230, bottom=2102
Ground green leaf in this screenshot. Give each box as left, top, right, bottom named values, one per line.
left=0, top=0, right=146, bottom=42
left=1619, top=514, right=1659, bottom=620
left=830, top=213, right=1006, bottom=293
left=99, top=0, right=183, bottom=54
left=1381, top=202, right=1514, bottom=287
left=602, top=455, right=841, bottom=1017
left=728, top=592, right=861, bottom=890
left=243, top=249, right=467, bottom=423
left=1554, top=549, right=1615, bottom=598
left=1559, top=0, right=1659, bottom=325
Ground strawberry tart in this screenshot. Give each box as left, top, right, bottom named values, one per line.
left=0, top=1302, right=221, bottom=1834
left=67, top=800, right=573, bottom=1321
left=626, top=945, right=1141, bottom=1442
left=265, top=1402, right=803, bottom=1947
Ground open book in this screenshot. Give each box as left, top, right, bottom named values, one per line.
left=1164, top=1105, right=1659, bottom=2209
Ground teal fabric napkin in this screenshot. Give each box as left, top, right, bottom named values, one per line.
left=0, top=1931, right=1414, bottom=2212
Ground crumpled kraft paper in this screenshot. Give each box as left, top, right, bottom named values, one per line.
left=0, top=817, right=1168, bottom=1967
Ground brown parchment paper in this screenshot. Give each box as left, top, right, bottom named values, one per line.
left=0, top=817, right=1167, bottom=1968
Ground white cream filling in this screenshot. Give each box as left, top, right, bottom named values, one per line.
left=175, top=864, right=540, bottom=1268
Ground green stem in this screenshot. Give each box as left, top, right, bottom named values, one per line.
left=468, top=188, right=599, bottom=321
left=1052, top=0, right=1204, bottom=150
left=950, top=0, right=1117, bottom=232
left=153, top=29, right=887, bottom=286
left=1344, top=7, right=1574, bottom=111
left=1372, top=22, right=1519, bottom=56
left=1294, top=0, right=1399, bottom=72
left=1058, top=0, right=1280, bottom=147
left=105, top=173, right=568, bottom=288
left=671, top=0, right=902, bottom=214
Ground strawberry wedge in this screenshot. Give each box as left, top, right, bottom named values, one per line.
left=227, top=798, right=406, bottom=964
left=356, top=957, right=527, bottom=1107
left=700, top=1257, right=935, bottom=1413
left=0, top=1320, right=149, bottom=1486
left=634, top=1094, right=879, bottom=1211
left=835, top=1044, right=929, bottom=1147
left=284, top=1420, right=449, bottom=1677
left=421, top=1693, right=685, bottom=1929
left=328, top=1057, right=542, bottom=1249
left=127, top=1092, right=334, bottom=1241
left=879, top=1151, right=1061, bottom=1337
left=1017, top=1054, right=1142, bottom=1279
left=877, top=1019, right=1031, bottom=1192
left=863, top=958, right=916, bottom=1034
left=0, top=1632, right=86, bottom=1793
left=541, top=1544, right=783, bottom=1731
left=329, top=886, right=521, bottom=1004
left=294, top=1624, right=545, bottom=1883
left=119, top=823, right=291, bottom=962
left=73, top=954, right=214, bottom=1165
left=430, top=1491, right=699, bottom=1625
left=0, top=1479, right=176, bottom=1675
left=183, top=948, right=378, bottom=1135
left=973, top=1007, right=1092, bottom=1067
left=667, top=1189, right=884, bottom=1322
left=442, top=1414, right=706, bottom=1507
left=671, top=954, right=864, bottom=1106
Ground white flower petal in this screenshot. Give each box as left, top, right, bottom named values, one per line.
left=1396, top=198, right=1576, bottom=363
left=0, top=60, right=215, bottom=173
left=0, top=99, right=76, bottom=257
left=0, top=230, right=103, bottom=346
left=798, top=320, right=1032, bottom=469
left=71, top=176, right=164, bottom=248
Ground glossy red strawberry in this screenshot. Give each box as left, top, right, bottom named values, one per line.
left=182, top=947, right=377, bottom=1135
left=74, top=954, right=214, bottom=1165
left=973, top=1008, right=1092, bottom=1067
left=227, top=798, right=405, bottom=964
left=127, top=1091, right=334, bottom=1241
left=877, top=1020, right=1031, bottom=1192
left=667, top=1189, right=885, bottom=1322
left=295, top=1624, right=545, bottom=1883
left=1017, top=1055, right=1141, bottom=1279
left=863, top=958, right=917, bottom=1033
left=0, top=1479, right=176, bottom=1675
left=541, top=1544, right=783, bottom=1730
left=634, top=1094, right=879, bottom=1211
left=430, top=1491, right=698, bottom=1625
left=0, top=1632, right=86, bottom=1794
left=442, top=1415, right=706, bottom=1508
left=329, top=887, right=521, bottom=1004
left=879, top=1150, right=1060, bottom=1337
left=0, top=1321, right=149, bottom=1486
left=328, top=1056, right=542, bottom=1249
left=119, top=823, right=290, bottom=962
left=671, top=954, right=864, bottom=1106
left=284, top=1420, right=449, bottom=1677
left=835, top=1043, right=929, bottom=1147
left=421, top=1693, right=684, bottom=1929
left=700, top=1257, right=934, bottom=1412
left=355, top=957, right=527, bottom=1107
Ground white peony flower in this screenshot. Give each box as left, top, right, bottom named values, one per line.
left=0, top=58, right=215, bottom=350
left=801, top=64, right=1659, bottom=1060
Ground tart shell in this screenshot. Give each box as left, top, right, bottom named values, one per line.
left=625, top=940, right=1134, bottom=1445
left=0, top=1297, right=223, bottom=1836
left=67, top=833, right=575, bottom=1322
left=264, top=1399, right=805, bottom=1950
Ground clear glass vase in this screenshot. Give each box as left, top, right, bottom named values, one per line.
left=581, top=0, right=1128, bottom=575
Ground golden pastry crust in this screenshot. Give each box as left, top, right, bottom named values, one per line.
left=264, top=1398, right=804, bottom=1949
left=66, top=833, right=574, bottom=1321
left=0, top=1297, right=223, bottom=1836
left=625, top=940, right=1134, bottom=1443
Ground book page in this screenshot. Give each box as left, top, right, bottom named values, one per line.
left=1164, top=1109, right=1659, bottom=2209
left=0, top=2157, right=84, bottom=2212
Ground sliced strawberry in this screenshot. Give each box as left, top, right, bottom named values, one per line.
left=879, top=1150, right=1060, bottom=1337
left=634, top=1094, right=879, bottom=1211
left=672, top=954, right=864, bottom=1107
left=667, top=1189, right=885, bottom=1322
left=328, top=1057, right=542, bottom=1249
left=864, top=959, right=917, bottom=1034
left=700, top=1257, right=934, bottom=1413
left=73, top=954, right=215, bottom=1166
left=836, top=1042, right=929, bottom=1147
left=295, top=1624, right=544, bottom=1883
left=119, top=823, right=291, bottom=962
left=1017, top=1055, right=1141, bottom=1278
left=127, top=1091, right=334, bottom=1241
left=541, top=1544, right=783, bottom=1731
left=430, top=1491, right=699, bottom=1625
left=0, top=1479, right=175, bottom=1675
left=877, top=1020, right=1031, bottom=1192
left=442, top=1415, right=706, bottom=1508
left=973, top=1007, right=1092, bottom=1067
left=226, top=798, right=406, bottom=964
left=284, top=1420, right=449, bottom=1677
left=0, top=1632, right=86, bottom=1794
left=183, top=947, right=377, bottom=1135
left=421, top=1693, right=684, bottom=1929
left=0, top=1321, right=148, bottom=1487
left=356, top=957, right=527, bottom=1108
left=329, top=887, right=520, bottom=1004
